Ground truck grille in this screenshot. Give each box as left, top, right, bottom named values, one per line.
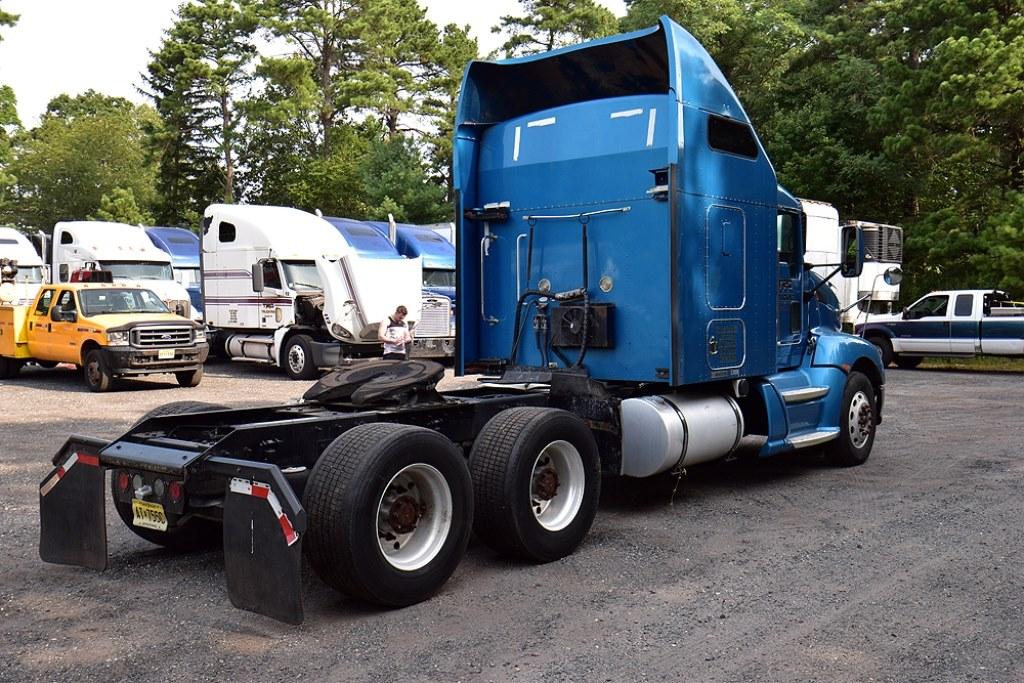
left=131, top=325, right=193, bottom=348
left=416, top=297, right=452, bottom=338
left=862, top=225, right=903, bottom=263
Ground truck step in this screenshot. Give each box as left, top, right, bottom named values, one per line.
left=787, top=429, right=839, bottom=449
left=779, top=386, right=830, bottom=404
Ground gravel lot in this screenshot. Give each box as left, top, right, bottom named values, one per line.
left=1, top=363, right=1022, bottom=682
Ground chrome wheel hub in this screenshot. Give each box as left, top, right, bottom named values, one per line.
left=848, top=391, right=873, bottom=449
left=287, top=345, right=305, bottom=374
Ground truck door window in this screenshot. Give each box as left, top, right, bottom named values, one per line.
left=35, top=289, right=54, bottom=315
left=262, top=260, right=282, bottom=289
left=954, top=294, right=973, bottom=317
left=906, top=295, right=948, bottom=319
left=59, top=264, right=69, bottom=282
left=51, top=290, right=75, bottom=320
left=776, top=211, right=799, bottom=274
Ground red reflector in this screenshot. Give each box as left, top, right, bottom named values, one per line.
left=117, top=471, right=130, bottom=491
left=168, top=481, right=183, bottom=502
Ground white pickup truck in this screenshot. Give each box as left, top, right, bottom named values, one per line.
left=856, top=289, right=1024, bottom=367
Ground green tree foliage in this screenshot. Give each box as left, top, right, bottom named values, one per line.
left=358, top=131, right=448, bottom=223
left=0, top=3, right=19, bottom=215
left=0, top=1, right=16, bottom=38
left=90, top=187, right=154, bottom=225
left=493, top=0, right=618, bottom=57
left=144, top=0, right=257, bottom=224
left=8, top=93, right=158, bottom=229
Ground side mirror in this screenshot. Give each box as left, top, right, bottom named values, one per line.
left=840, top=225, right=865, bottom=278
left=65, top=310, right=78, bottom=323
left=901, top=307, right=910, bottom=320
left=50, top=305, right=63, bottom=322
left=883, top=266, right=903, bottom=286
left=252, top=262, right=265, bottom=293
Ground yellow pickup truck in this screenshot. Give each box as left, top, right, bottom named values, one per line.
left=0, top=282, right=209, bottom=391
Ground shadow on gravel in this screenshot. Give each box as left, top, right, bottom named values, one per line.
left=4, top=365, right=183, bottom=393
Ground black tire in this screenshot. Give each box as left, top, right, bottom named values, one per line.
left=304, top=423, right=472, bottom=607
left=113, top=401, right=229, bottom=549
left=175, top=365, right=203, bottom=387
left=867, top=335, right=893, bottom=367
left=825, top=371, right=876, bottom=467
left=0, top=356, right=21, bottom=379
left=894, top=355, right=923, bottom=369
left=281, top=334, right=319, bottom=380
left=469, top=407, right=601, bottom=563
left=83, top=349, right=113, bottom=392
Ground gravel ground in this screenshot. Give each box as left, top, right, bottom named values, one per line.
left=1, top=362, right=1022, bottom=682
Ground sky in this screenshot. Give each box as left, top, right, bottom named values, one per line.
left=0, top=0, right=627, bottom=127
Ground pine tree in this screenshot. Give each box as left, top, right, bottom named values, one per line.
left=493, top=0, right=618, bottom=57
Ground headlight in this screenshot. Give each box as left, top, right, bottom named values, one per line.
left=194, top=327, right=206, bottom=343
left=106, top=331, right=129, bottom=346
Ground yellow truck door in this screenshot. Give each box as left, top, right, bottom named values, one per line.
left=26, top=287, right=56, bottom=359
left=48, top=289, right=83, bottom=364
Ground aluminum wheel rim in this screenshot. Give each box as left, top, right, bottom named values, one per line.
left=86, top=359, right=101, bottom=385
left=287, top=344, right=306, bottom=374
left=848, top=391, right=873, bottom=449
left=530, top=440, right=585, bottom=532
left=376, top=463, right=452, bottom=571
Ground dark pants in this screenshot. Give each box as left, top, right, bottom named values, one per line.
left=383, top=353, right=406, bottom=361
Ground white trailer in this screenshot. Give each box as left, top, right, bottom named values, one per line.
left=51, top=221, right=196, bottom=319
left=0, top=227, right=46, bottom=305
left=802, top=199, right=903, bottom=327
left=202, top=204, right=422, bottom=379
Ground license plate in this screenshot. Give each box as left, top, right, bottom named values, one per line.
left=131, top=499, right=168, bottom=531
left=157, top=348, right=176, bottom=360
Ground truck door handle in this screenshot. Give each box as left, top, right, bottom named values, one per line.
left=480, top=230, right=499, bottom=325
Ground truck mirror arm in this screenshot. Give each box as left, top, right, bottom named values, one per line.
left=805, top=265, right=842, bottom=300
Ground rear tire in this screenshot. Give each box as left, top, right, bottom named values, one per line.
left=867, top=336, right=893, bottom=367
left=469, top=407, right=601, bottom=562
left=304, top=423, right=472, bottom=607
left=175, top=366, right=203, bottom=387
left=112, top=401, right=228, bottom=550
left=894, top=355, right=923, bottom=369
left=282, top=334, right=319, bottom=380
left=83, top=349, right=112, bottom=392
left=825, top=371, right=876, bottom=467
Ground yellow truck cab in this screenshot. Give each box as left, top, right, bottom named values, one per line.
left=0, top=280, right=209, bottom=391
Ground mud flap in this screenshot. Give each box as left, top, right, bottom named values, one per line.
left=222, top=470, right=306, bottom=625
left=39, top=437, right=110, bottom=570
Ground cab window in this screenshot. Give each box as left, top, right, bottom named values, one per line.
left=777, top=211, right=801, bottom=276
left=52, top=290, right=76, bottom=320
left=34, top=289, right=55, bottom=315
left=954, top=294, right=973, bottom=317
left=262, top=260, right=282, bottom=289
left=906, top=295, right=948, bottom=319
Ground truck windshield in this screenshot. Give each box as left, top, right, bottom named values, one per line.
left=13, top=266, right=43, bottom=283
left=102, top=261, right=174, bottom=281
left=80, top=288, right=170, bottom=316
left=281, top=261, right=321, bottom=290
left=424, top=268, right=455, bottom=288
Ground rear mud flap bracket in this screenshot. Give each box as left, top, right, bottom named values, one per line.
left=216, top=459, right=306, bottom=625
left=39, top=436, right=110, bottom=571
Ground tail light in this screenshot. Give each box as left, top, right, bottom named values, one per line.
left=117, top=471, right=130, bottom=492
left=168, top=481, right=183, bottom=503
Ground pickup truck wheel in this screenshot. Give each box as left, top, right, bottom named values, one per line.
left=867, top=336, right=893, bottom=367
left=825, top=371, right=876, bottom=467
left=175, top=366, right=203, bottom=387
left=303, top=423, right=472, bottom=607
left=469, top=407, right=601, bottom=563
left=112, top=401, right=229, bottom=549
left=282, top=334, right=319, bottom=380
left=0, top=356, right=22, bottom=379
left=83, top=349, right=113, bottom=392
left=894, top=355, right=923, bottom=369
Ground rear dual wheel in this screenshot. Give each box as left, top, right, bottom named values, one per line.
left=303, top=423, right=473, bottom=607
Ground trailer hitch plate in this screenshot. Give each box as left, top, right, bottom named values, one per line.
left=39, top=437, right=109, bottom=571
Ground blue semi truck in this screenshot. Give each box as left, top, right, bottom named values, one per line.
left=38, top=17, right=884, bottom=624
left=145, top=226, right=203, bottom=318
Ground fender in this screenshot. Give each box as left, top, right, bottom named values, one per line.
left=812, top=327, right=885, bottom=376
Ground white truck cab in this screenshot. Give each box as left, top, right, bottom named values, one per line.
left=0, top=227, right=46, bottom=305
left=51, top=221, right=195, bottom=319
left=202, top=204, right=422, bottom=379
left=802, top=199, right=903, bottom=327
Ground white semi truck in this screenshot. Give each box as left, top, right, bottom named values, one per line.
left=802, top=199, right=904, bottom=327
left=202, top=204, right=422, bottom=379
left=50, top=221, right=196, bottom=320
left=0, top=227, right=46, bottom=305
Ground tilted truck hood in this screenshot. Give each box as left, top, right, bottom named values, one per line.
left=316, top=254, right=422, bottom=342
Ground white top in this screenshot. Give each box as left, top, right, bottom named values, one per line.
left=379, top=316, right=412, bottom=355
